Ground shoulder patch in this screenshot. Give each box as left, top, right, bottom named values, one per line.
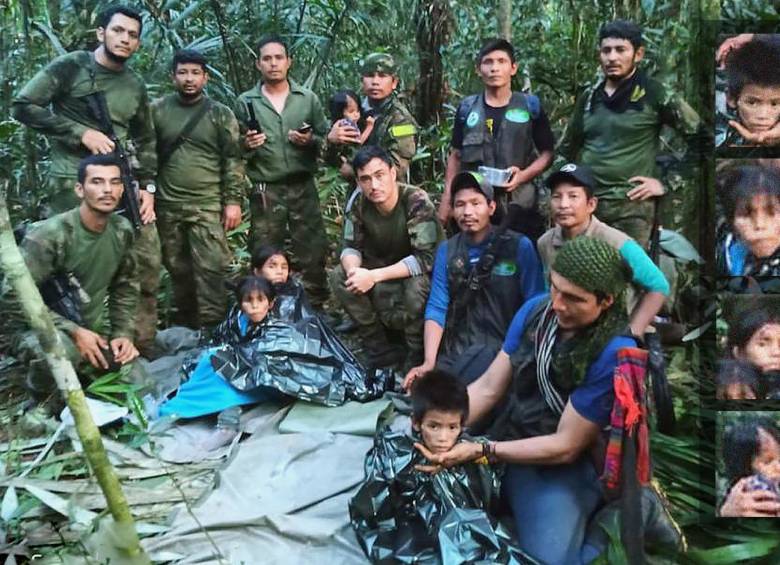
left=630, top=85, right=646, bottom=103
left=505, top=108, right=530, bottom=123
left=492, top=260, right=518, bottom=276
left=466, top=111, right=479, bottom=128
left=389, top=124, right=416, bottom=138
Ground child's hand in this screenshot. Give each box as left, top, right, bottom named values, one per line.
left=359, top=116, right=376, bottom=145
left=730, top=120, right=780, bottom=147
left=327, top=120, right=361, bottom=145
left=720, top=477, right=780, bottom=516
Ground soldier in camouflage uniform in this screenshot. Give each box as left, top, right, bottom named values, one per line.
left=12, top=155, right=140, bottom=393
left=235, top=35, right=330, bottom=307
left=559, top=20, right=700, bottom=248
left=11, top=5, right=161, bottom=356
left=327, top=53, right=418, bottom=182
left=152, top=50, right=245, bottom=329
left=329, top=146, right=442, bottom=369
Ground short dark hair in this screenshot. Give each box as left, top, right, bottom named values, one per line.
left=411, top=369, right=469, bottom=425
left=477, top=38, right=515, bottom=64
left=172, top=49, right=208, bottom=72
left=352, top=145, right=394, bottom=173
left=727, top=300, right=780, bottom=353
left=233, top=275, right=276, bottom=305
left=723, top=417, right=780, bottom=484
left=598, top=20, right=643, bottom=50
left=77, top=154, right=122, bottom=184
left=251, top=244, right=289, bottom=272
left=97, top=4, right=143, bottom=34
left=725, top=38, right=780, bottom=101
left=328, top=89, right=361, bottom=122
left=718, top=165, right=780, bottom=224
left=256, top=34, right=289, bottom=58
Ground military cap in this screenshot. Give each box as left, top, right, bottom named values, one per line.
left=450, top=171, right=495, bottom=203
left=361, top=53, right=397, bottom=75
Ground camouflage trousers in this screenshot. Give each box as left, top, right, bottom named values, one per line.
left=596, top=198, right=655, bottom=250
left=328, top=266, right=429, bottom=358
left=14, top=331, right=150, bottom=395
left=44, top=176, right=80, bottom=215
left=14, top=331, right=81, bottom=393
left=157, top=206, right=230, bottom=329
left=249, top=175, right=329, bottom=307
left=45, top=177, right=161, bottom=356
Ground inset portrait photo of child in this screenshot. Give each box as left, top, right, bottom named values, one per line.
left=716, top=34, right=780, bottom=154
left=717, top=412, right=780, bottom=517
left=717, top=294, right=780, bottom=401
left=716, top=160, right=780, bottom=282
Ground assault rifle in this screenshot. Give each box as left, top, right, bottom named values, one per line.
left=38, top=273, right=90, bottom=326
left=85, top=92, right=142, bottom=230
left=13, top=223, right=90, bottom=326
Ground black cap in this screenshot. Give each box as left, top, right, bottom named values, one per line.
left=545, top=163, right=595, bottom=194
left=450, top=171, right=495, bottom=204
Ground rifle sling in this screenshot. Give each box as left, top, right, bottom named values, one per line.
left=158, top=99, right=213, bottom=167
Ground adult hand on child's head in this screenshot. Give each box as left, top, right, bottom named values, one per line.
left=720, top=477, right=780, bottom=517
left=413, top=441, right=482, bottom=471
left=716, top=34, right=755, bottom=68
left=729, top=120, right=780, bottom=147
left=403, top=361, right=434, bottom=392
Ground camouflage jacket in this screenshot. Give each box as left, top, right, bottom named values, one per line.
left=362, top=93, right=418, bottom=180
left=12, top=50, right=156, bottom=181
left=152, top=94, right=246, bottom=210
left=343, top=183, right=442, bottom=273
left=559, top=71, right=700, bottom=200
left=19, top=208, right=139, bottom=339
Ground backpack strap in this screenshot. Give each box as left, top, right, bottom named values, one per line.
left=158, top=99, right=213, bottom=167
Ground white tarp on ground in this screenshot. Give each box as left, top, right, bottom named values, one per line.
left=142, top=399, right=393, bottom=564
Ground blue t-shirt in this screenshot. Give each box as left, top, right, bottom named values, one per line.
left=425, top=234, right=545, bottom=326
left=502, top=294, right=636, bottom=427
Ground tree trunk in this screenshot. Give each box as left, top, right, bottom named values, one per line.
left=415, top=0, right=452, bottom=127
left=0, top=194, right=149, bottom=564
left=497, top=0, right=512, bottom=40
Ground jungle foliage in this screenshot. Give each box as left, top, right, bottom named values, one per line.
left=2, top=0, right=779, bottom=562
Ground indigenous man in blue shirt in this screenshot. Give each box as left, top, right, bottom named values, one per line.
left=417, top=237, right=638, bottom=563
left=405, top=170, right=544, bottom=387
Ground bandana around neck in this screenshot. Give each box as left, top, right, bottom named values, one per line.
left=590, top=68, right=648, bottom=114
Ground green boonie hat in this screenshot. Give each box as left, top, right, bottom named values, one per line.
left=361, top=53, right=397, bottom=75
left=552, top=236, right=630, bottom=297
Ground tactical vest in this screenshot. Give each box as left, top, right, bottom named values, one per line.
left=443, top=229, right=525, bottom=357
left=484, top=299, right=562, bottom=440
left=459, top=92, right=536, bottom=171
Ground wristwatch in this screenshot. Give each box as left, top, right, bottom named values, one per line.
left=143, top=183, right=157, bottom=194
